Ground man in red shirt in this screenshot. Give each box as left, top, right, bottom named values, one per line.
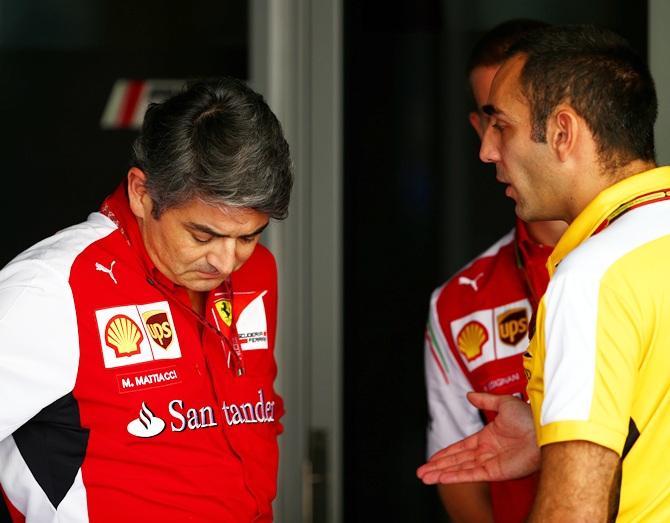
left=0, top=78, right=292, bottom=522
left=424, top=20, right=566, bottom=523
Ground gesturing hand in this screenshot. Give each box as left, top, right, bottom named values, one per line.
left=417, top=392, right=540, bottom=485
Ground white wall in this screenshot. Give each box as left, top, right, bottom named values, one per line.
left=250, top=2, right=342, bottom=522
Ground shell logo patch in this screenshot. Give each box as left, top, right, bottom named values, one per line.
left=96, top=301, right=182, bottom=369
left=457, top=321, right=488, bottom=362
left=497, top=308, right=528, bottom=346
left=214, top=299, right=233, bottom=327
left=450, top=299, right=530, bottom=371
left=142, top=310, right=173, bottom=349
left=106, top=315, right=143, bottom=357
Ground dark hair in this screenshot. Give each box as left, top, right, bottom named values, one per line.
left=131, top=77, right=293, bottom=219
left=467, top=19, right=548, bottom=75
left=509, top=25, right=657, bottom=167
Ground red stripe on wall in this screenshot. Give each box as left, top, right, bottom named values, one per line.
left=118, top=80, right=145, bottom=128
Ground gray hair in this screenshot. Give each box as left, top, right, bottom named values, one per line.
left=131, top=77, right=293, bottom=219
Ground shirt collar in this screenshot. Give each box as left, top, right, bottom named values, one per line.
left=548, top=165, right=670, bottom=277
left=515, top=218, right=553, bottom=266
left=99, top=181, right=177, bottom=291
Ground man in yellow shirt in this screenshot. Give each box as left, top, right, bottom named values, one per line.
left=417, top=24, right=670, bottom=522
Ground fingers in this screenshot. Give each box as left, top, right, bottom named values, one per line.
left=421, top=448, right=478, bottom=472
left=427, top=435, right=478, bottom=462
left=417, top=452, right=495, bottom=484
left=466, top=391, right=506, bottom=411
left=418, top=447, right=494, bottom=481
left=420, top=465, right=490, bottom=485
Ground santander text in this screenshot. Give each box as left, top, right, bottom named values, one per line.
left=165, top=389, right=275, bottom=433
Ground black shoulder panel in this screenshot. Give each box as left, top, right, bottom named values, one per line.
left=13, top=393, right=89, bottom=509
left=0, top=490, right=11, bottom=523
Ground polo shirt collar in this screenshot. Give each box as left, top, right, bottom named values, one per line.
left=100, top=181, right=178, bottom=291
left=548, top=166, right=670, bottom=276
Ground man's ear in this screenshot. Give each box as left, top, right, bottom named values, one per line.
left=469, top=111, right=484, bottom=139
left=548, top=105, right=579, bottom=162
left=127, top=167, right=153, bottom=220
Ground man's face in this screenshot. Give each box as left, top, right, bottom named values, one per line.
left=479, top=54, right=559, bottom=222
left=129, top=172, right=269, bottom=293
left=468, top=64, right=500, bottom=138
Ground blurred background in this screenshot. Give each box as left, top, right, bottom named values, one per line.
left=0, top=1, right=667, bottom=522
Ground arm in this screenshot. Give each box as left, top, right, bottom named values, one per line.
left=437, top=483, right=494, bottom=523
left=417, top=392, right=540, bottom=484
left=529, top=441, right=620, bottom=523
left=423, top=298, right=494, bottom=521
left=0, top=263, right=80, bottom=439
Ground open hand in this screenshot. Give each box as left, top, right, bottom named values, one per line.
left=417, top=392, right=540, bottom=485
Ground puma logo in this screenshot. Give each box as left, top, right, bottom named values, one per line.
left=458, top=272, right=483, bottom=292
left=95, top=260, right=118, bottom=284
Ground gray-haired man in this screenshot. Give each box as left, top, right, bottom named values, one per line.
left=0, top=78, right=292, bottom=522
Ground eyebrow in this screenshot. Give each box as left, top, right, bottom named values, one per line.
left=186, top=221, right=270, bottom=239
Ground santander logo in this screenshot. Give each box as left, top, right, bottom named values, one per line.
left=126, top=390, right=277, bottom=439
left=127, top=402, right=166, bottom=438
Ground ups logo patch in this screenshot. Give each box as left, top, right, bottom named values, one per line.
left=142, top=310, right=173, bottom=349
left=497, top=308, right=528, bottom=346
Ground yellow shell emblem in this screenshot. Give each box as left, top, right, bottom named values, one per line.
left=105, top=315, right=143, bottom=357
left=457, top=321, right=488, bottom=362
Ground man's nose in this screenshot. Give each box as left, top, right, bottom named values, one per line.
left=206, top=239, right=237, bottom=277
left=479, top=125, right=500, bottom=164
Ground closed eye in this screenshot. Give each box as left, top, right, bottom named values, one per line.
left=192, top=234, right=213, bottom=244
left=239, top=235, right=259, bottom=245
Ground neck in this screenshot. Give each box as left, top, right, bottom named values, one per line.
left=566, top=159, right=657, bottom=222
left=525, top=220, right=567, bottom=247
left=606, top=159, right=657, bottom=186
left=188, top=289, right=207, bottom=316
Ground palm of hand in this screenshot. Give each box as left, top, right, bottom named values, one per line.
left=417, top=393, right=540, bottom=485
left=466, top=395, right=537, bottom=480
